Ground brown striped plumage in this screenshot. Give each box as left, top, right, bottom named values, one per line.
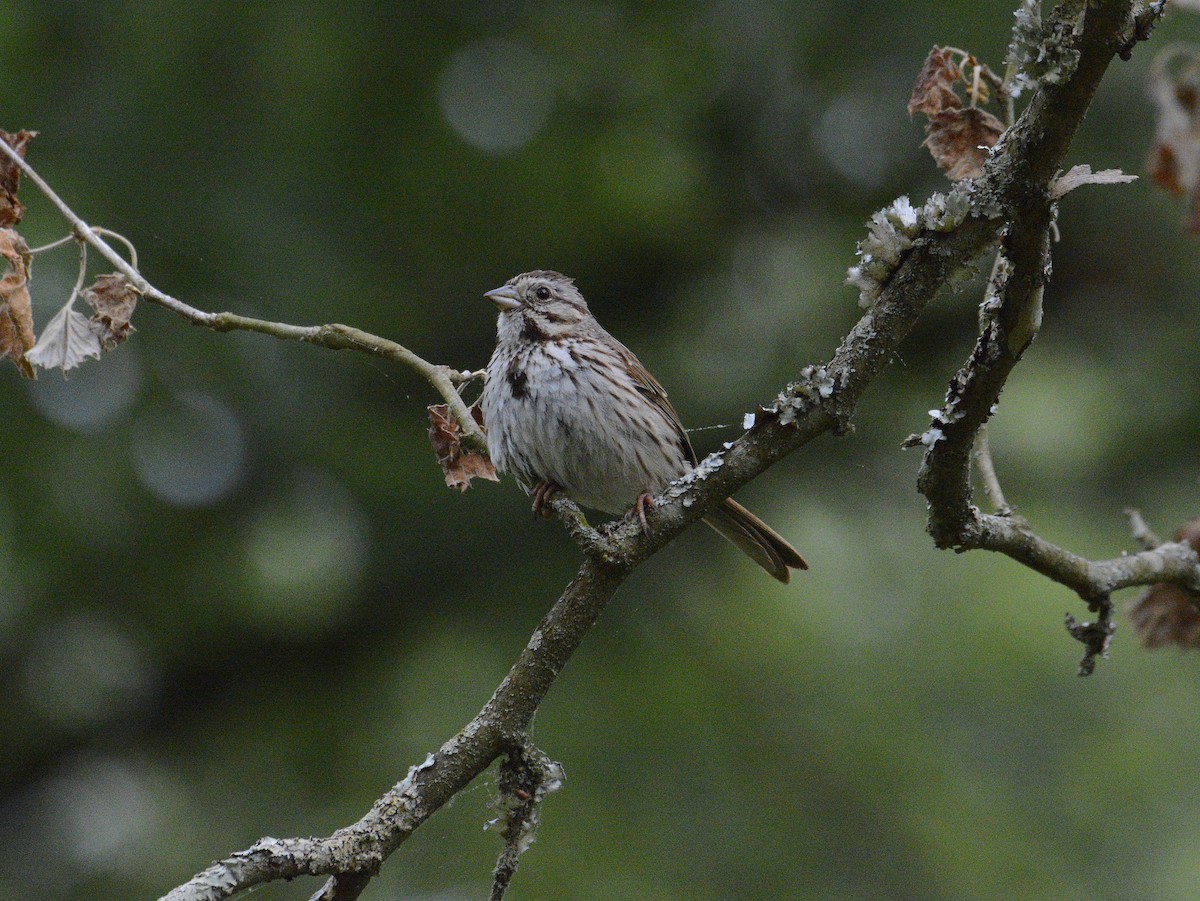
left=481, top=271, right=806, bottom=583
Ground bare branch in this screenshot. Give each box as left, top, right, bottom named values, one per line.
left=1126, top=508, right=1163, bottom=550
left=0, top=137, right=486, bottom=450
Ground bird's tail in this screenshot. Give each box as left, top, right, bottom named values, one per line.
left=702, top=498, right=808, bottom=583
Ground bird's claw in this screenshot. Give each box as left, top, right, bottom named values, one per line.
left=531, top=480, right=562, bottom=519
left=626, top=492, right=655, bottom=536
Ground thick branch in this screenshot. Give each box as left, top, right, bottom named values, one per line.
left=920, top=0, right=1134, bottom=542
left=162, top=557, right=629, bottom=901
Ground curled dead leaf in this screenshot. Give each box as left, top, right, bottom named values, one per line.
left=923, top=107, right=1004, bottom=181
left=0, top=130, right=36, bottom=228
left=1126, top=518, right=1200, bottom=649
left=910, top=47, right=1005, bottom=182
left=0, top=227, right=35, bottom=378
left=83, top=273, right=140, bottom=349
left=908, top=47, right=963, bottom=118
left=428, top=403, right=497, bottom=492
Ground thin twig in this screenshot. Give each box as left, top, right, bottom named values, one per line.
left=26, top=233, right=75, bottom=255
left=1125, top=508, right=1162, bottom=550
left=93, top=225, right=138, bottom=270
left=0, top=137, right=486, bottom=449
left=972, top=425, right=1011, bottom=515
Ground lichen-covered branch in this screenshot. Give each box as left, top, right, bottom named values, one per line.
left=912, top=0, right=1196, bottom=674
left=162, top=557, right=630, bottom=901
left=487, top=740, right=565, bottom=901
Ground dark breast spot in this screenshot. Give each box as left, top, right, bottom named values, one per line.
left=507, top=365, right=529, bottom=399
left=520, top=315, right=549, bottom=343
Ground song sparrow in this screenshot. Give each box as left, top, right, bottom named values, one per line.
left=480, top=270, right=807, bottom=583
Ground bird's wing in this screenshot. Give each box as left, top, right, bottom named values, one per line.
left=615, top=340, right=699, bottom=467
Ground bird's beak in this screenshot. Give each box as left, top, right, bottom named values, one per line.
left=485, top=284, right=523, bottom=312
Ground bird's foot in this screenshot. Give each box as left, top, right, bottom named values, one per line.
left=531, top=480, right=563, bottom=519
left=625, top=491, right=655, bottom=536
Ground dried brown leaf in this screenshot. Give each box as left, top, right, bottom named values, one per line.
left=923, top=107, right=1004, bottom=181
left=0, top=130, right=36, bottom=228
left=0, top=227, right=35, bottom=378
left=908, top=47, right=963, bottom=118
left=1127, top=518, right=1200, bottom=649
left=428, top=403, right=497, bottom=492
left=82, top=273, right=140, bottom=349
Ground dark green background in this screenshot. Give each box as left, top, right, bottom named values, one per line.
left=3, top=2, right=1200, bottom=899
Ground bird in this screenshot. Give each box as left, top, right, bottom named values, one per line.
left=479, top=270, right=807, bottom=583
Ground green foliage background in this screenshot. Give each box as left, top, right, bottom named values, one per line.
left=2, top=2, right=1200, bottom=899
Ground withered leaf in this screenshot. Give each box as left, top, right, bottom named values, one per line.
left=82, top=273, right=139, bottom=349
left=908, top=47, right=963, bottom=118
left=1127, top=518, right=1200, bottom=650
left=910, top=47, right=1005, bottom=182
left=428, top=403, right=497, bottom=492
left=922, top=107, right=1004, bottom=181
left=0, top=130, right=36, bottom=228
left=0, top=227, right=35, bottom=378
left=25, top=302, right=102, bottom=374
left=1146, top=56, right=1200, bottom=232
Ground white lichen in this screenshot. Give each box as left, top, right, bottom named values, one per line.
left=847, top=187, right=979, bottom=308
left=921, top=186, right=972, bottom=232
left=847, top=196, right=923, bottom=308
left=1005, top=0, right=1080, bottom=95
left=666, top=451, right=727, bottom=501
left=887, top=195, right=921, bottom=234
left=485, top=758, right=566, bottom=855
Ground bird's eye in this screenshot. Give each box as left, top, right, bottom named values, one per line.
left=535, top=286, right=551, bottom=301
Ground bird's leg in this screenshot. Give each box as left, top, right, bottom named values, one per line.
left=531, top=480, right=562, bottom=519
left=626, top=491, right=655, bottom=536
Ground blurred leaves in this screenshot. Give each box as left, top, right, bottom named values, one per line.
left=1128, top=518, right=1200, bottom=649
left=1147, top=44, right=1200, bottom=231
